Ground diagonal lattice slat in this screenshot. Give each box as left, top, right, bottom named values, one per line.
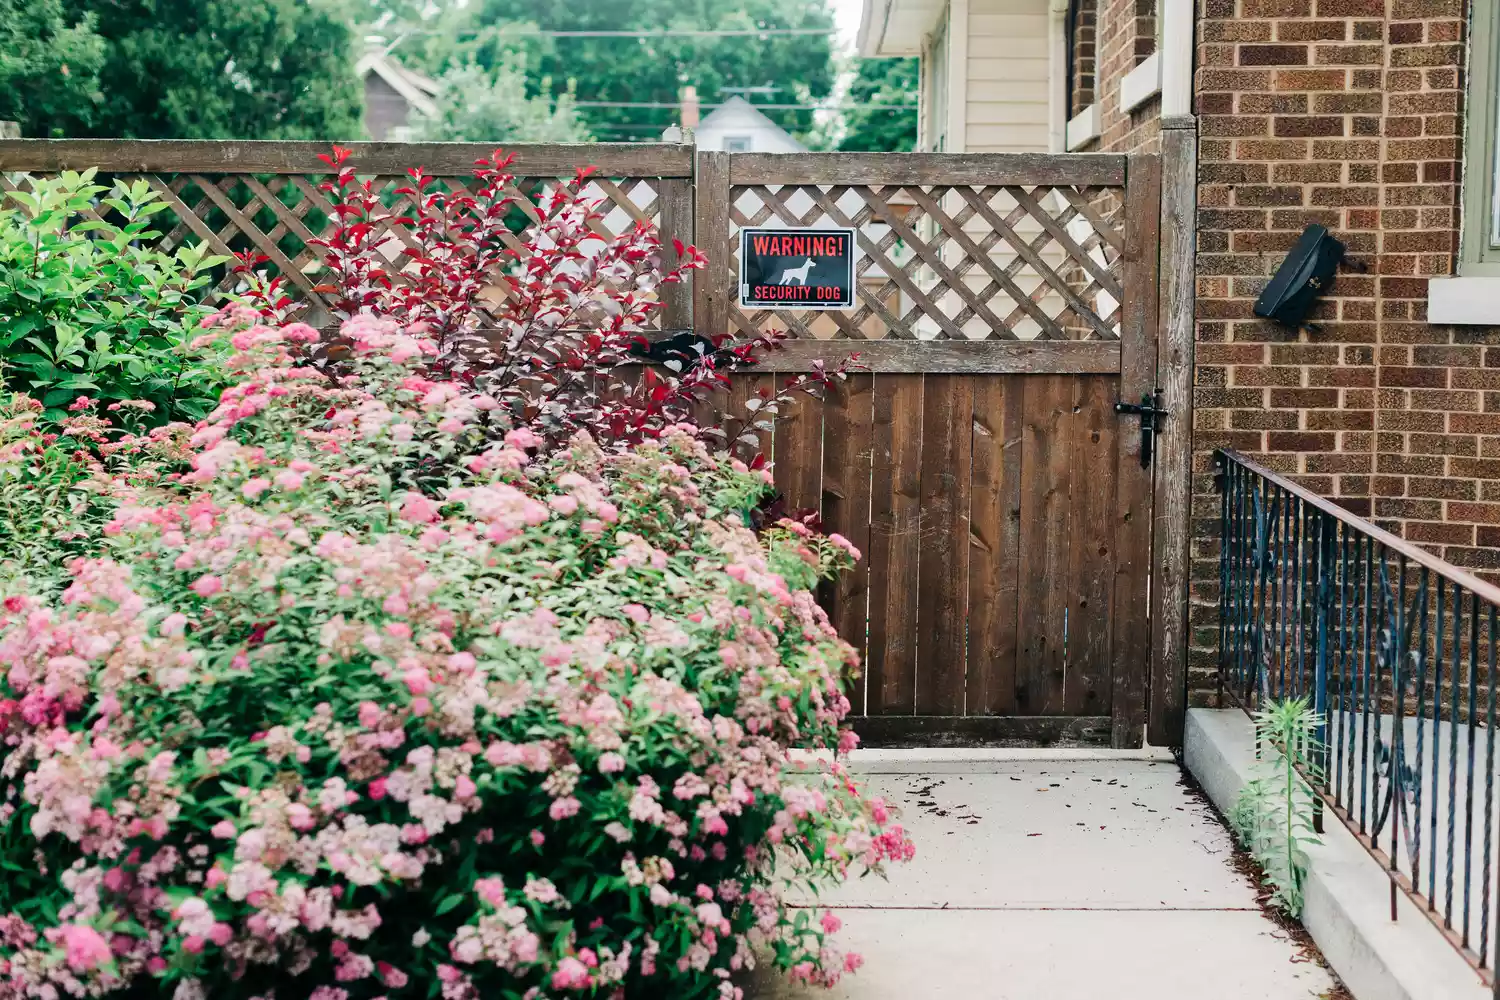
left=1, top=169, right=670, bottom=329
left=725, top=181, right=1126, bottom=341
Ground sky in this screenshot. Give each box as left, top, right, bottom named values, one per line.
left=830, top=0, right=864, bottom=51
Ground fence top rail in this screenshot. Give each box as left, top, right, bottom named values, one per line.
left=726, top=151, right=1131, bottom=187
left=0, top=139, right=696, bottom=177
left=1217, top=447, right=1500, bottom=607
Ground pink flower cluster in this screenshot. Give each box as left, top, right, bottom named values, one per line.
left=0, top=307, right=908, bottom=1000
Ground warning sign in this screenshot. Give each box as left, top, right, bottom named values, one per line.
left=738, top=227, right=856, bottom=310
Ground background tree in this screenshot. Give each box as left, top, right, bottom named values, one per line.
left=0, top=0, right=105, bottom=137
left=837, top=57, right=918, bottom=152
left=410, top=56, right=593, bottom=143
left=378, top=0, right=836, bottom=144
left=56, top=0, right=361, bottom=139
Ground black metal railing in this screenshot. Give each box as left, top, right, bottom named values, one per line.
left=1217, top=448, right=1500, bottom=990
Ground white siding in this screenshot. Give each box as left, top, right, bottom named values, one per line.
left=963, top=0, right=1051, bottom=153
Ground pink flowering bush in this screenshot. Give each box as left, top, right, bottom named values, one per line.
left=0, top=309, right=910, bottom=1000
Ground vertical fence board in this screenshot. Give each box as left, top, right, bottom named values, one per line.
left=821, top=375, right=876, bottom=705
left=657, top=175, right=694, bottom=329
left=1065, top=375, right=1120, bottom=715
left=727, top=373, right=774, bottom=459
left=866, top=375, right=924, bottom=715
left=915, top=375, right=974, bottom=715
left=773, top=389, right=825, bottom=516
left=1018, top=375, right=1076, bottom=715
left=967, top=376, right=1025, bottom=716
left=693, top=150, right=732, bottom=340
left=691, top=381, right=731, bottom=437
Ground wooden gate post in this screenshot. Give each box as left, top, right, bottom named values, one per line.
left=1148, top=114, right=1199, bottom=746
left=1111, top=152, right=1162, bottom=748
left=656, top=147, right=696, bottom=331
left=692, top=150, right=732, bottom=340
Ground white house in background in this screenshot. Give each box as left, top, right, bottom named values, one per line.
left=357, top=44, right=440, bottom=141
left=677, top=96, right=807, bottom=154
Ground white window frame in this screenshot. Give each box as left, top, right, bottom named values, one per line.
left=1460, top=0, right=1500, bottom=276
left=1429, top=3, right=1500, bottom=324
left=722, top=136, right=753, bottom=153
left=1113, top=0, right=1165, bottom=115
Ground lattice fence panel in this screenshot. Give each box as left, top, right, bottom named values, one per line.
left=725, top=183, right=1126, bottom=342
left=1, top=169, right=670, bottom=328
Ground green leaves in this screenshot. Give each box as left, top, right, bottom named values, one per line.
left=1230, top=696, right=1325, bottom=917
left=1, top=173, right=231, bottom=422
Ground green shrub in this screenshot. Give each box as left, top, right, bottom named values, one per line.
left=0, top=171, right=230, bottom=423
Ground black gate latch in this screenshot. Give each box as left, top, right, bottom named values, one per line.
left=1114, top=391, right=1168, bottom=469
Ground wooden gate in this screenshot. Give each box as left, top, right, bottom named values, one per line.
left=691, top=152, right=1163, bottom=749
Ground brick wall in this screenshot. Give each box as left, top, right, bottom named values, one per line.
left=1071, top=0, right=1102, bottom=115
left=1077, top=0, right=1164, bottom=153
left=1186, top=0, right=1494, bottom=704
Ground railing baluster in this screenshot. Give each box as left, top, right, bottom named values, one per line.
left=1219, top=455, right=1231, bottom=704
left=1428, top=569, right=1440, bottom=905
left=1350, top=524, right=1362, bottom=815
left=1297, top=498, right=1308, bottom=700
left=1362, top=532, right=1375, bottom=837
left=1449, top=575, right=1464, bottom=929
left=1483, top=604, right=1496, bottom=972
left=1393, top=553, right=1409, bottom=923
left=1314, top=509, right=1332, bottom=831
left=1242, top=462, right=1252, bottom=698
left=1465, top=591, right=1479, bottom=949
left=1281, top=487, right=1293, bottom=701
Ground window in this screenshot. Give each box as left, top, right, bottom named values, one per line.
left=1066, top=0, right=1099, bottom=118
left=1064, top=0, right=1102, bottom=149
left=1135, top=0, right=1159, bottom=64
left=1462, top=1, right=1500, bottom=275
left=723, top=136, right=752, bottom=153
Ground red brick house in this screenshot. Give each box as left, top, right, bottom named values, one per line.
left=862, top=0, right=1500, bottom=701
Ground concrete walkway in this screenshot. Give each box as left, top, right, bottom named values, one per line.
left=753, top=750, right=1340, bottom=1000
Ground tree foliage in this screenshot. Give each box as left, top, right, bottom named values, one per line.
left=0, top=0, right=105, bottom=136
left=837, top=57, right=918, bottom=152
left=411, top=56, right=593, bottom=144
left=21, top=0, right=363, bottom=139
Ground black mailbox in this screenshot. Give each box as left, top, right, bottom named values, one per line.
left=1253, top=224, right=1363, bottom=332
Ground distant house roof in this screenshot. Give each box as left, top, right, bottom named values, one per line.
left=356, top=46, right=441, bottom=122
left=690, top=97, right=807, bottom=153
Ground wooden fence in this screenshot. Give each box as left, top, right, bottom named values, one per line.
left=0, top=138, right=1197, bottom=746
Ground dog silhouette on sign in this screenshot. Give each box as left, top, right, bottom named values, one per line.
left=776, top=258, right=817, bottom=286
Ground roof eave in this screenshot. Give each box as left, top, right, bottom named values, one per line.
left=857, top=0, right=943, bottom=57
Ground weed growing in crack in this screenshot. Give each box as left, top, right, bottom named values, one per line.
left=1229, top=696, right=1324, bottom=918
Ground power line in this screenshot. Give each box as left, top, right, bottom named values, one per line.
left=535, top=27, right=833, bottom=37
left=572, top=101, right=916, bottom=111
left=399, top=27, right=835, bottom=38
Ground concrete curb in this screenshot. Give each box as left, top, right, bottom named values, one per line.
left=1185, top=708, right=1489, bottom=1000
